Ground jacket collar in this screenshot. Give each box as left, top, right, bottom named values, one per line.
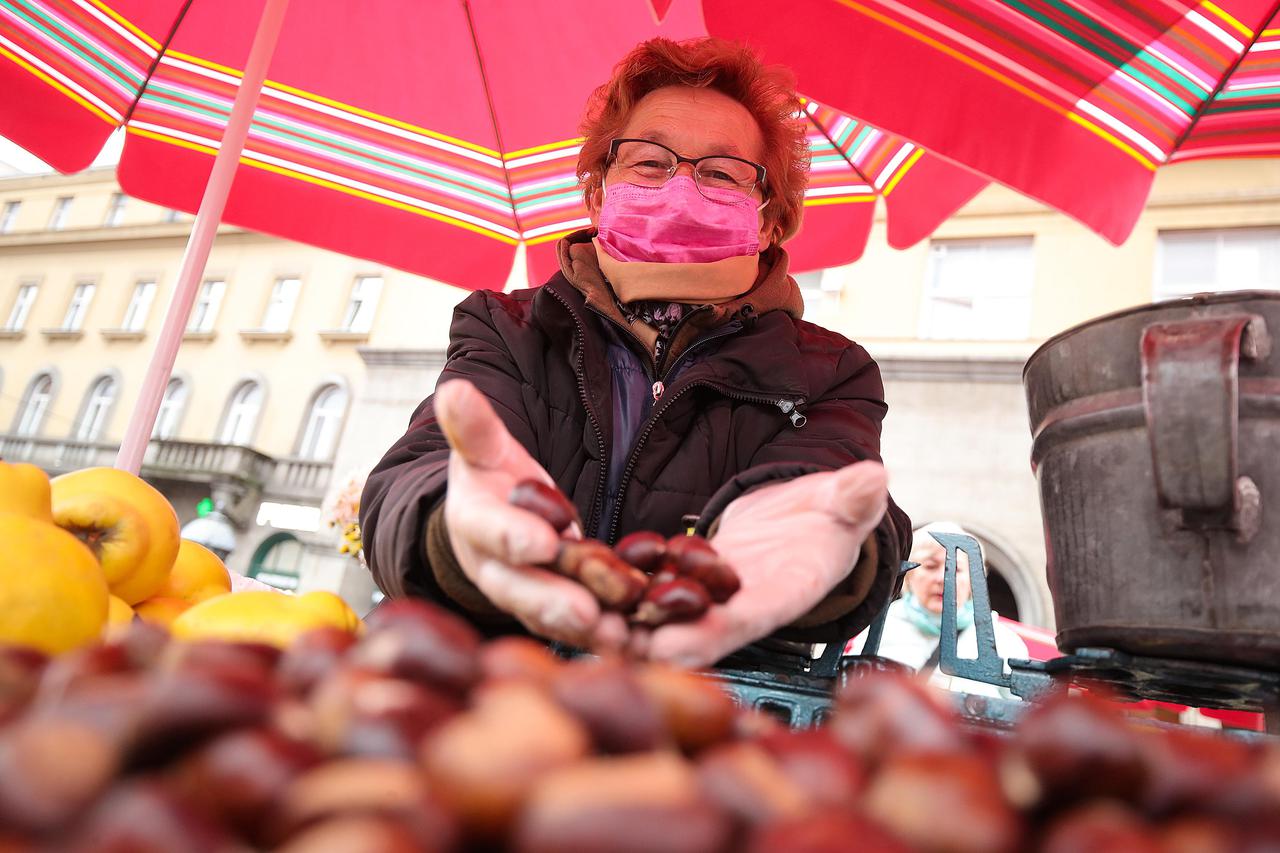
left=538, top=269, right=811, bottom=404
left=554, top=228, right=804, bottom=366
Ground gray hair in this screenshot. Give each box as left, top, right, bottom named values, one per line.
left=910, top=520, right=982, bottom=561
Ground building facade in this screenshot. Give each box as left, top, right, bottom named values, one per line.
left=2, top=159, right=1278, bottom=627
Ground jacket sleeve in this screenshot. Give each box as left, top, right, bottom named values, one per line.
left=358, top=290, right=535, bottom=627
left=693, top=342, right=912, bottom=644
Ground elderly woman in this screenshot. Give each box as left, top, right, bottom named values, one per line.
left=359, top=37, right=911, bottom=667
left=847, top=522, right=1028, bottom=697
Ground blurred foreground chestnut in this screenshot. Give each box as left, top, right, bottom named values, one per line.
left=832, top=671, right=965, bottom=766
left=276, top=814, right=445, bottom=853
left=277, top=627, right=359, bottom=697
left=175, top=726, right=322, bottom=843
left=865, top=752, right=1023, bottom=853
left=1013, top=692, right=1146, bottom=808
left=0, top=716, right=121, bottom=834
left=351, top=600, right=481, bottom=694
left=634, top=665, right=736, bottom=753
left=478, top=636, right=564, bottom=686
left=515, top=752, right=732, bottom=853
left=696, top=741, right=809, bottom=825
left=309, top=667, right=459, bottom=760
left=1137, top=725, right=1273, bottom=818
left=0, top=647, right=45, bottom=725
left=421, top=682, right=590, bottom=837
left=270, top=757, right=457, bottom=850
left=1039, top=802, right=1160, bottom=853
left=550, top=658, right=666, bottom=753
left=756, top=728, right=866, bottom=810
left=58, top=779, right=231, bottom=853
left=747, top=813, right=911, bottom=853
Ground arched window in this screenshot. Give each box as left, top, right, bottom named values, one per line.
left=75, top=376, right=117, bottom=442
left=219, top=381, right=262, bottom=445
left=297, top=384, right=348, bottom=460
left=249, top=532, right=302, bottom=591
left=152, top=377, right=188, bottom=440
left=15, top=374, right=53, bottom=436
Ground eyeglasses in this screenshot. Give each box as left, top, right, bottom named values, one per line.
left=607, top=138, right=766, bottom=200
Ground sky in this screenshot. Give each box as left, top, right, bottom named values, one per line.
left=0, top=130, right=123, bottom=177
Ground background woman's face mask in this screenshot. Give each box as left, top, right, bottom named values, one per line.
left=596, top=175, right=763, bottom=265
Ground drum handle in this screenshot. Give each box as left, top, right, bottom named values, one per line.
left=1140, top=314, right=1269, bottom=542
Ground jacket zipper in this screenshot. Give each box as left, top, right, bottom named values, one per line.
left=604, top=377, right=806, bottom=544
left=546, top=288, right=610, bottom=537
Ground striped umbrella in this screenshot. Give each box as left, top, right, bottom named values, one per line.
left=0, top=0, right=986, bottom=285
left=706, top=0, right=1280, bottom=244
left=0, top=0, right=986, bottom=470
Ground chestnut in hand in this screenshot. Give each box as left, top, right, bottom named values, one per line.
left=614, top=531, right=667, bottom=573
left=509, top=479, right=579, bottom=534
left=664, top=535, right=740, bottom=604
left=632, top=578, right=712, bottom=627
left=555, top=541, right=649, bottom=612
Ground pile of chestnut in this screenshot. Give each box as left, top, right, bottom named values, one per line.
left=0, top=600, right=1278, bottom=853
left=508, top=479, right=739, bottom=626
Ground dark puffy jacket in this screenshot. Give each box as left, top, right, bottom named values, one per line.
left=359, top=273, right=911, bottom=643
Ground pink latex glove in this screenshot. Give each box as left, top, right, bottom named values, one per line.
left=435, top=379, right=627, bottom=649
left=633, top=461, right=889, bottom=668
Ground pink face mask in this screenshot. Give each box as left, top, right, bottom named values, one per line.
left=596, top=176, right=762, bottom=265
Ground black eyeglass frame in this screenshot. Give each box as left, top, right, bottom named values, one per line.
left=606, top=137, right=767, bottom=197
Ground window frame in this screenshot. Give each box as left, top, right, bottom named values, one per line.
left=74, top=374, right=118, bottom=442
left=120, top=279, right=157, bottom=331
left=188, top=278, right=226, bottom=333
left=340, top=274, right=383, bottom=333
left=920, top=236, right=1035, bottom=341
left=219, top=380, right=264, bottom=446
left=5, top=282, right=38, bottom=330
left=152, top=376, right=188, bottom=440
left=296, top=383, right=349, bottom=460
left=14, top=372, right=55, bottom=436
left=1153, top=226, right=1280, bottom=302
left=104, top=192, right=126, bottom=227
left=261, top=276, right=302, bottom=332
left=0, top=200, right=20, bottom=234
left=62, top=281, right=96, bottom=331
left=48, top=196, right=73, bottom=231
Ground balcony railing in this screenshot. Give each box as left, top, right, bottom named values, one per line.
left=0, top=435, right=332, bottom=504
left=265, top=456, right=333, bottom=502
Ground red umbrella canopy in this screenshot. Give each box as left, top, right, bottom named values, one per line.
left=0, top=0, right=985, bottom=290
left=706, top=0, right=1280, bottom=245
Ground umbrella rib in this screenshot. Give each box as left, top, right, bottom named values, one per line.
left=121, top=0, right=198, bottom=127
left=1167, top=0, right=1280, bottom=161
left=802, top=104, right=877, bottom=197
left=461, top=0, right=525, bottom=241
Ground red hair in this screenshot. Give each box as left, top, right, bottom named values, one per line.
left=577, top=37, right=809, bottom=246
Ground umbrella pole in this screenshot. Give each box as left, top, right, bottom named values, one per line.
left=114, top=0, right=291, bottom=474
